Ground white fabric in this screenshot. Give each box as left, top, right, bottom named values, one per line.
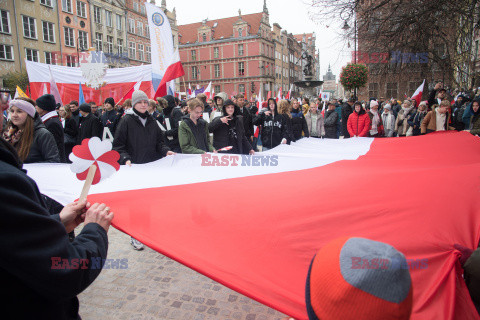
left=436, top=108, right=446, bottom=131
left=25, top=138, right=374, bottom=205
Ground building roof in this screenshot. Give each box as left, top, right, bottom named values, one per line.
left=293, top=33, right=314, bottom=43
left=178, top=12, right=263, bottom=44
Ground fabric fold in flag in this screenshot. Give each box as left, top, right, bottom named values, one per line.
left=154, top=49, right=185, bottom=99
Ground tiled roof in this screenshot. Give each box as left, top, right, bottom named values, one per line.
left=293, top=33, right=314, bottom=43
left=178, top=12, right=264, bottom=44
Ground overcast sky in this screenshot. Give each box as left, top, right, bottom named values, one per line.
left=156, top=0, right=351, bottom=81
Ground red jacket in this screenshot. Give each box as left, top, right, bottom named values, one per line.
left=347, top=109, right=371, bottom=137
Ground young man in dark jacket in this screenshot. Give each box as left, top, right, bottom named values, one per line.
left=341, top=98, right=354, bottom=138
left=252, top=98, right=287, bottom=151
left=0, top=122, right=113, bottom=319
left=35, top=94, right=66, bottom=162
left=290, top=99, right=309, bottom=141
left=101, top=97, right=122, bottom=137
left=324, top=102, right=339, bottom=139
left=77, top=103, right=103, bottom=144
left=235, top=93, right=254, bottom=143
left=160, top=95, right=183, bottom=153
left=209, top=99, right=254, bottom=155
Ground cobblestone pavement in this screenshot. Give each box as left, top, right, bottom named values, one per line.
left=78, top=227, right=288, bottom=320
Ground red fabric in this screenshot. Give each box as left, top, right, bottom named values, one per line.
left=87, top=132, right=480, bottom=320
left=347, top=111, right=371, bottom=137
left=154, top=61, right=185, bottom=99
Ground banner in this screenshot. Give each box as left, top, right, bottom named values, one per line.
left=145, top=1, right=174, bottom=91
left=26, top=60, right=154, bottom=105
left=25, top=132, right=480, bottom=320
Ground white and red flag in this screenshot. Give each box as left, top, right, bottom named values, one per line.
left=204, top=81, right=212, bottom=99
left=276, top=87, right=283, bottom=102
left=26, top=132, right=480, bottom=320
left=411, top=79, right=425, bottom=108
left=117, top=78, right=143, bottom=106
left=285, top=84, right=293, bottom=100
left=154, top=49, right=185, bottom=99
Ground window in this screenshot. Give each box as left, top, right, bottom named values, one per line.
left=239, top=84, right=245, bottom=94
left=25, top=48, right=39, bottom=62
left=202, top=33, right=206, bottom=42
left=369, top=83, right=379, bottom=99
left=0, top=44, right=13, bottom=61
left=192, top=66, right=198, bottom=79
left=238, top=62, right=245, bottom=76
left=213, top=47, right=219, bottom=58
left=66, top=54, right=75, bottom=67
left=238, top=28, right=243, bottom=37
left=42, top=21, right=55, bottom=43
left=117, top=39, right=123, bottom=54
left=146, top=46, right=151, bottom=62
left=133, top=2, right=139, bottom=12
left=137, top=21, right=143, bottom=36
left=62, top=0, right=72, bottom=13
left=78, top=30, right=88, bottom=50
left=94, top=6, right=101, bottom=24
left=386, top=82, right=398, bottom=99
left=106, top=35, right=113, bottom=53
left=129, top=42, right=136, bottom=59
left=76, top=1, right=86, bottom=18
left=191, top=50, right=196, bottom=61
left=140, top=5, right=145, bottom=15
left=45, top=52, right=56, bottom=65
left=214, top=64, right=220, bottom=78
left=128, top=19, right=135, bottom=33
left=105, top=10, right=112, bottom=27
left=214, top=85, right=221, bottom=93
left=64, top=27, right=74, bottom=47
left=138, top=44, right=144, bottom=61
left=0, top=10, right=10, bottom=34
left=145, top=26, right=149, bottom=37
left=238, top=44, right=244, bottom=56
left=116, top=14, right=122, bottom=30
left=22, top=16, right=37, bottom=39
left=40, top=0, right=53, bottom=7
left=95, top=32, right=102, bottom=51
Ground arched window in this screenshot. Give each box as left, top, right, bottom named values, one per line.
left=239, top=28, right=243, bottom=37
left=203, top=33, right=206, bottom=42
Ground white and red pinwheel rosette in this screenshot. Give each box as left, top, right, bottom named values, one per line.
left=69, top=137, right=120, bottom=185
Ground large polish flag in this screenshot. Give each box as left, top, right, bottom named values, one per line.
left=26, top=61, right=153, bottom=105
left=153, top=49, right=185, bottom=99
left=25, top=132, right=480, bottom=320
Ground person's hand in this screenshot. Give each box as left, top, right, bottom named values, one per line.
left=125, top=160, right=132, bottom=166
left=264, top=111, right=272, bottom=116
left=166, top=151, right=176, bottom=156
left=434, top=82, right=443, bottom=91
left=220, top=117, right=229, bottom=124
left=249, top=149, right=255, bottom=155
left=84, top=203, right=114, bottom=232
left=59, top=199, right=88, bottom=233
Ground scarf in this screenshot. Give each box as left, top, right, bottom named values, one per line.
left=41, top=111, right=59, bottom=123
left=133, top=107, right=149, bottom=119
left=435, top=108, right=446, bottom=131
left=382, top=112, right=394, bottom=132
left=370, top=110, right=380, bottom=135
left=2, top=127, right=23, bottom=146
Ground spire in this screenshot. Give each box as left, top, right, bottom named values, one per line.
left=161, top=0, right=166, bottom=9
left=263, top=0, right=268, bottom=14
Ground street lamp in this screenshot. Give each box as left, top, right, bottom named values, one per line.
left=341, top=8, right=358, bottom=99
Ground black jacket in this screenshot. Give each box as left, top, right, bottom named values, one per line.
left=341, top=102, right=353, bottom=138
left=24, top=117, right=60, bottom=164
left=100, top=109, right=122, bottom=136
left=281, top=114, right=295, bottom=144
left=291, top=109, right=309, bottom=141
left=238, top=106, right=254, bottom=139
left=64, top=117, right=78, bottom=144
left=113, top=112, right=170, bottom=164
left=209, top=116, right=252, bottom=154
left=77, top=113, right=102, bottom=145
left=407, top=111, right=427, bottom=136
left=253, top=111, right=287, bottom=149
left=0, top=139, right=108, bottom=320
left=161, top=96, right=183, bottom=152
left=43, top=115, right=66, bottom=162
left=324, top=109, right=339, bottom=139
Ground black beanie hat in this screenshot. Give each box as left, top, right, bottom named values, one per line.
left=79, top=103, right=91, bottom=113
left=36, top=94, right=56, bottom=112
left=104, top=97, right=115, bottom=107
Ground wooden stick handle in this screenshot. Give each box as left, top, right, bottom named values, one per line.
left=79, top=165, right=97, bottom=201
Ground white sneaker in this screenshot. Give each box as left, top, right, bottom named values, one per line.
left=130, top=237, right=144, bottom=250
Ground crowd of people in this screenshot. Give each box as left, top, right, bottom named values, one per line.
left=1, top=82, right=480, bottom=319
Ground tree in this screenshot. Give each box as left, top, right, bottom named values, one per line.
left=340, top=63, right=368, bottom=98
left=3, top=71, right=29, bottom=93
left=309, top=0, right=480, bottom=90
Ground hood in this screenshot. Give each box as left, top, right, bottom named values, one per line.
left=468, top=98, right=480, bottom=116
left=163, top=95, right=176, bottom=114
left=221, top=99, right=240, bottom=117
left=266, top=98, right=278, bottom=114
left=214, top=92, right=228, bottom=107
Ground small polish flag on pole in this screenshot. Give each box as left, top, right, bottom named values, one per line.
left=276, top=87, right=283, bottom=102
left=411, top=79, right=425, bottom=108
left=204, top=81, right=212, bottom=99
